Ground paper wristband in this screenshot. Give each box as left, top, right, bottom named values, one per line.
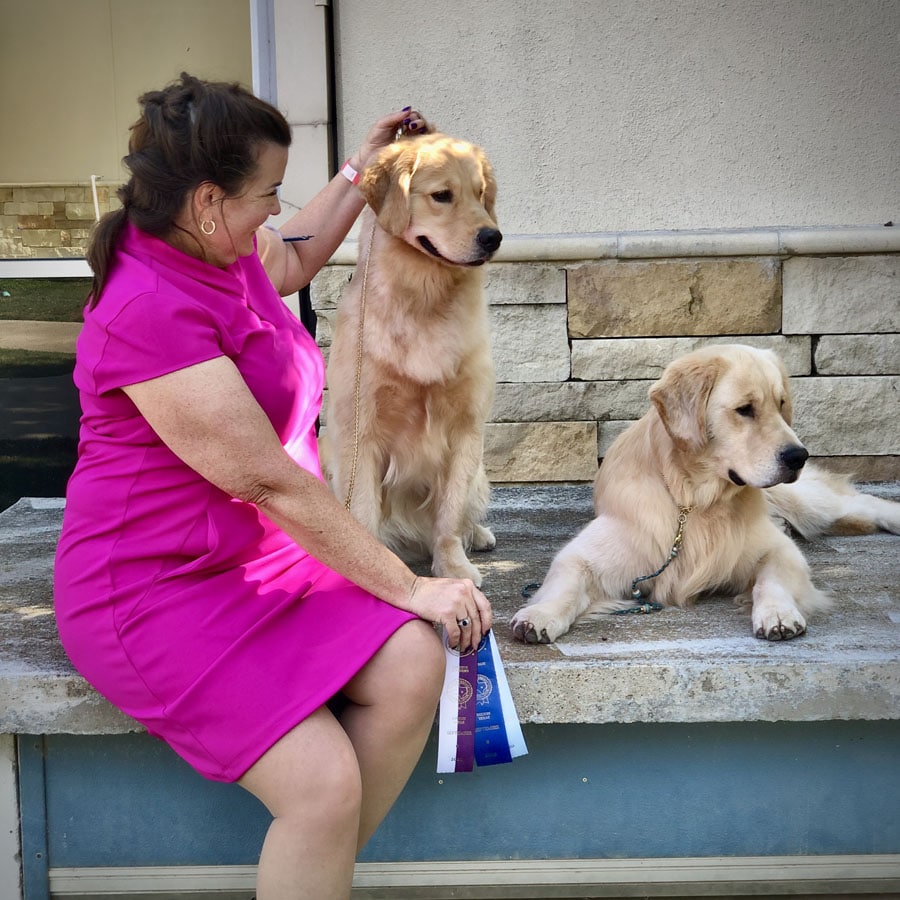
left=340, top=159, right=361, bottom=185
left=436, top=628, right=527, bottom=773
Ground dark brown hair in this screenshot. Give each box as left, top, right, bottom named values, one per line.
left=86, top=72, right=291, bottom=305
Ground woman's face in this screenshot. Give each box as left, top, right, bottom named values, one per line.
left=203, top=141, right=288, bottom=266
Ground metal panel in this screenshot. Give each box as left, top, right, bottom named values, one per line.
left=17, top=737, right=49, bottom=900
left=42, top=734, right=266, bottom=868
left=32, top=720, right=900, bottom=870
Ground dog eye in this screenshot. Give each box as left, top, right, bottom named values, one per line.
left=431, top=190, right=453, bottom=203
left=735, top=404, right=755, bottom=418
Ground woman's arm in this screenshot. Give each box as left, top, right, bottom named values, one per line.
left=259, top=108, right=427, bottom=296
left=121, top=356, right=491, bottom=644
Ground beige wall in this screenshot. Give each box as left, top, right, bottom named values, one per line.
left=0, top=0, right=252, bottom=184
left=332, top=0, right=900, bottom=236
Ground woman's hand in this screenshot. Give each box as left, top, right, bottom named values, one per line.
left=406, top=576, right=493, bottom=653
left=354, top=107, right=430, bottom=170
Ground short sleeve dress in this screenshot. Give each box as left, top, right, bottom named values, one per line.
left=54, top=223, right=415, bottom=782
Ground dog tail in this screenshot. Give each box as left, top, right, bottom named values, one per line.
left=766, top=465, right=900, bottom=538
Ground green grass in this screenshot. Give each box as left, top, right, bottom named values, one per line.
left=0, top=437, right=77, bottom=512
left=0, top=278, right=89, bottom=322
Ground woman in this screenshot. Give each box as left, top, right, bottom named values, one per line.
left=54, top=73, right=492, bottom=900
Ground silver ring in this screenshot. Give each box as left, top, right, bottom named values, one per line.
left=457, top=617, right=471, bottom=628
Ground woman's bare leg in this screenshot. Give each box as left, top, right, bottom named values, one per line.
left=238, top=707, right=362, bottom=900
left=340, top=619, right=445, bottom=847
left=237, top=619, right=444, bottom=897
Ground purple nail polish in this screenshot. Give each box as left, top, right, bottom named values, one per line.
left=402, top=105, right=412, bottom=111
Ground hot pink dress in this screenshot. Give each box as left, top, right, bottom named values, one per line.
left=54, top=223, right=415, bottom=782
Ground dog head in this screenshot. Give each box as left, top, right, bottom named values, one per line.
left=649, top=344, right=808, bottom=488
left=360, top=132, right=501, bottom=267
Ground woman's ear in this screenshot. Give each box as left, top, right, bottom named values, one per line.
left=192, top=182, right=225, bottom=218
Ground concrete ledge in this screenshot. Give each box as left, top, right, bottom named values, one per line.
left=329, top=224, right=900, bottom=264
left=2, top=225, right=896, bottom=277
left=2, top=485, right=898, bottom=736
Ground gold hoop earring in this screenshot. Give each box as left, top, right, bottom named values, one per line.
left=200, top=219, right=216, bottom=236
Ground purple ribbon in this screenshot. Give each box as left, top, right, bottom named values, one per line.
left=454, top=647, right=477, bottom=772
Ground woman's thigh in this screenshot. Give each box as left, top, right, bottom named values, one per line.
left=342, top=618, right=445, bottom=710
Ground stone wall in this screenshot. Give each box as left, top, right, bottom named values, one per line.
left=312, top=239, right=899, bottom=484
left=0, top=184, right=120, bottom=259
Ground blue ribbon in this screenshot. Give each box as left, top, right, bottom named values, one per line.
left=474, top=631, right=513, bottom=766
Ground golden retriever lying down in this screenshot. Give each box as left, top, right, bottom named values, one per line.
left=326, top=132, right=501, bottom=585
left=512, top=344, right=900, bottom=643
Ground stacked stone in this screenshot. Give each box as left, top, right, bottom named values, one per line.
left=312, top=244, right=898, bottom=483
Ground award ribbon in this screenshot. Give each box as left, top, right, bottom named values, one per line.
left=474, top=629, right=512, bottom=765
left=437, top=628, right=528, bottom=773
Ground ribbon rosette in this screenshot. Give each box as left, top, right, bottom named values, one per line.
left=436, top=628, right=528, bottom=773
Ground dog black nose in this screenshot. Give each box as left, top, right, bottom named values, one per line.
left=477, top=227, right=502, bottom=254
left=780, top=445, right=809, bottom=472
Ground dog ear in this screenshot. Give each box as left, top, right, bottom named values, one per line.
left=775, top=354, right=794, bottom=425
left=360, top=143, right=413, bottom=235
left=650, top=354, right=726, bottom=452
left=478, top=149, right=498, bottom=219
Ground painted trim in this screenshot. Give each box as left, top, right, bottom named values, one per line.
left=0, top=260, right=91, bottom=278
left=0, top=736, right=21, bottom=900
left=1, top=226, right=896, bottom=281
left=249, top=0, right=277, bottom=104
left=47, top=854, right=900, bottom=896
left=329, top=223, right=900, bottom=265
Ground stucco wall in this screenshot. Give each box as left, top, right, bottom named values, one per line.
left=333, top=0, right=899, bottom=236
left=324, top=0, right=898, bottom=481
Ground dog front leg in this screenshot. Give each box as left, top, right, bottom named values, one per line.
left=750, top=530, right=829, bottom=641
left=432, top=434, right=485, bottom=585
left=510, top=540, right=595, bottom=643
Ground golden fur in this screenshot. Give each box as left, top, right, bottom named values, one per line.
left=512, top=344, right=900, bottom=643
left=325, top=132, right=501, bottom=585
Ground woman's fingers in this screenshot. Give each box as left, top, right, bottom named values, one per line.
left=406, top=576, right=493, bottom=653
left=451, top=586, right=493, bottom=653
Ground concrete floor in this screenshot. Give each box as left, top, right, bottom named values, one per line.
left=2, top=481, right=899, bottom=735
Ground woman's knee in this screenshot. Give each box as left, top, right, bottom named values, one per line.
left=239, top=711, right=363, bottom=825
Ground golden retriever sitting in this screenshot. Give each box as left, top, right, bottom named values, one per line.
left=512, top=344, right=900, bottom=643
left=326, top=132, right=501, bottom=585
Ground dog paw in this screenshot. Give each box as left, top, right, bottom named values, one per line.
left=510, top=608, right=565, bottom=644
left=752, top=602, right=807, bottom=641
left=471, top=525, right=496, bottom=552
left=433, top=556, right=483, bottom=588
left=433, top=536, right=487, bottom=586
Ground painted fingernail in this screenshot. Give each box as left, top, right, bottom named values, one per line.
left=402, top=105, right=411, bottom=111
left=410, top=123, right=419, bottom=130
